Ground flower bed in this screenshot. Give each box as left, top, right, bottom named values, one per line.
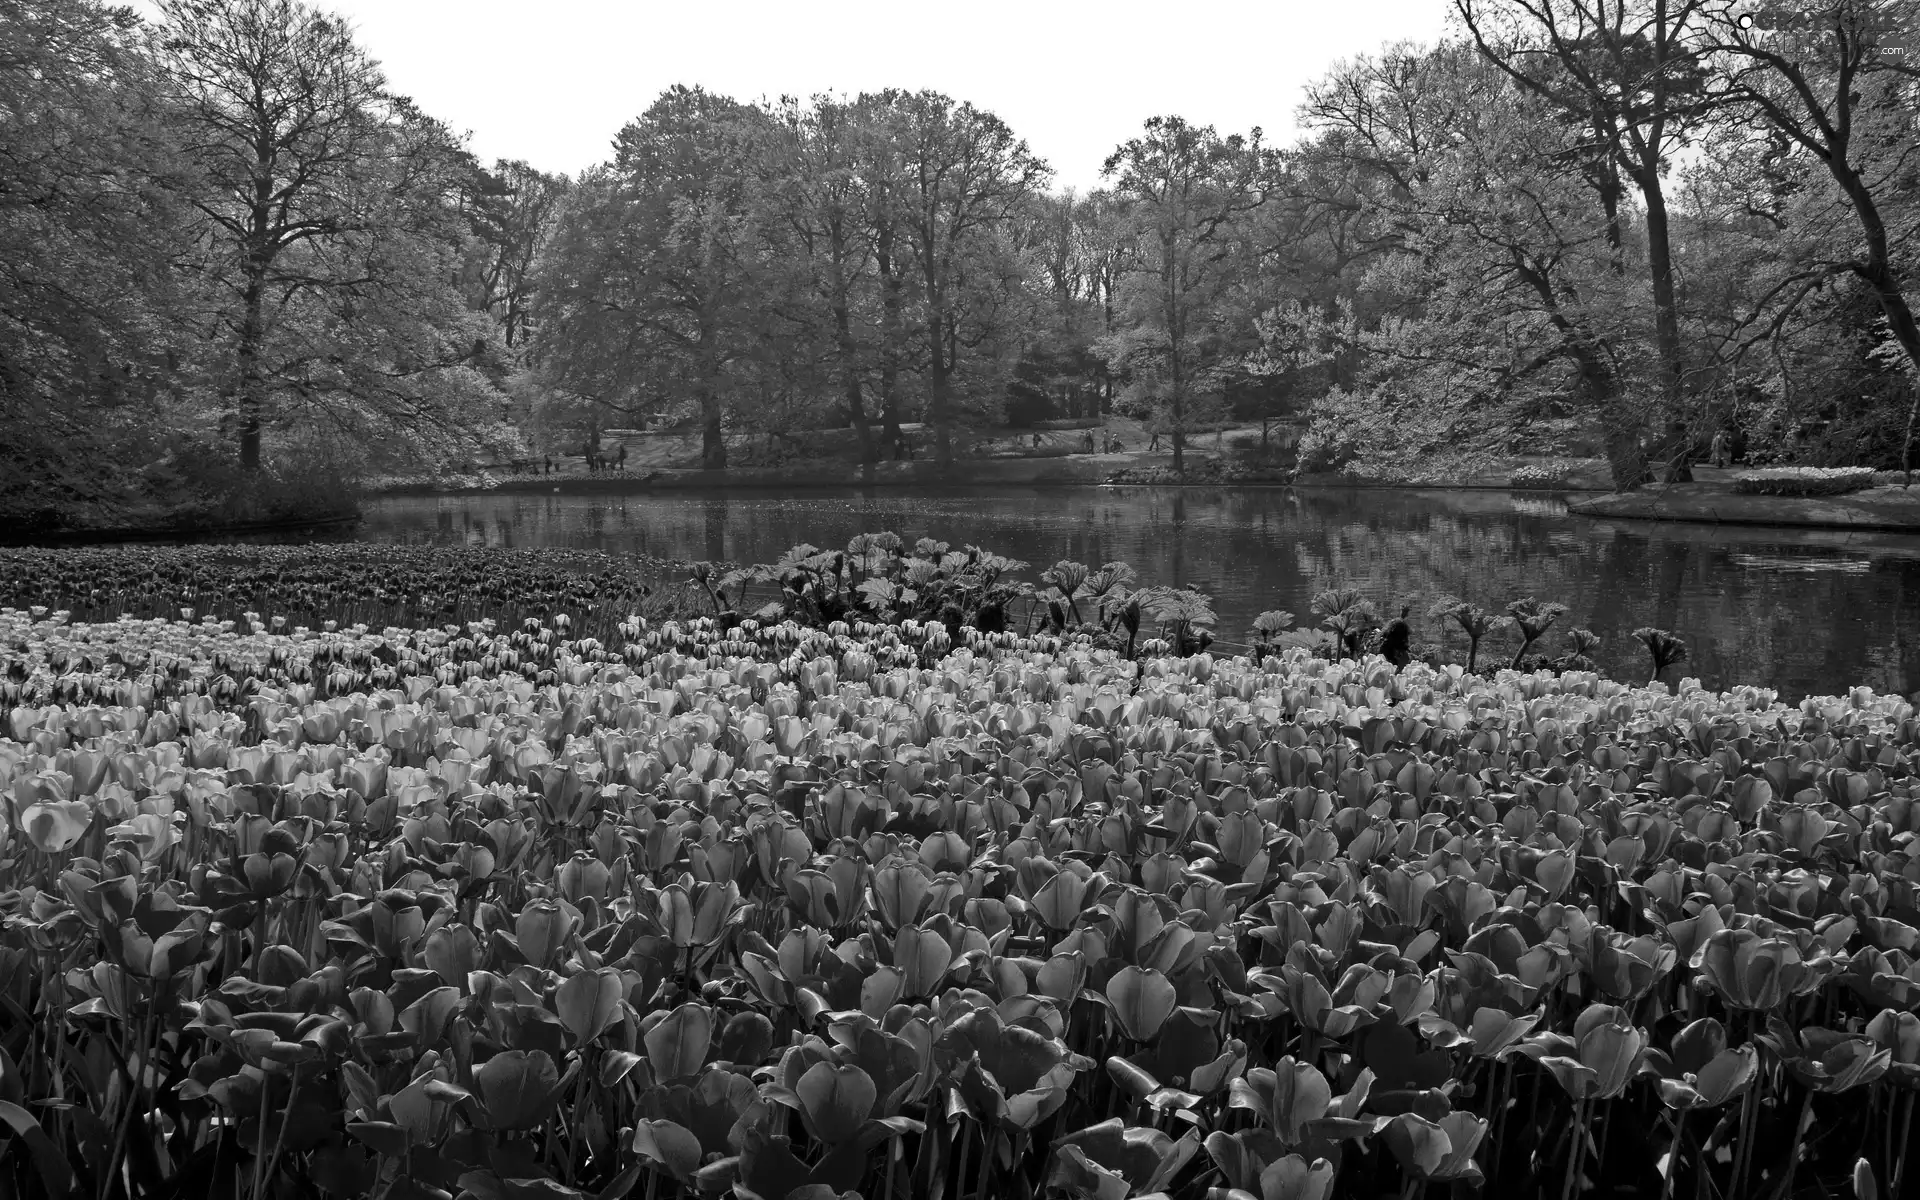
left=1730, top=466, right=1878, bottom=496
left=1509, top=464, right=1574, bottom=490
left=3, top=592, right=1918, bottom=1200
left=0, top=544, right=694, bottom=638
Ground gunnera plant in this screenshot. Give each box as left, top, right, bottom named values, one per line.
left=1311, top=587, right=1378, bottom=660
left=1248, top=609, right=1296, bottom=656
left=1429, top=598, right=1513, bottom=676
left=1634, top=627, right=1690, bottom=683
left=1507, top=597, right=1569, bottom=669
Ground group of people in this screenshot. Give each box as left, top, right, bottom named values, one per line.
left=1025, top=429, right=1126, bottom=454
left=520, top=445, right=629, bottom=475
left=584, top=445, right=628, bottom=473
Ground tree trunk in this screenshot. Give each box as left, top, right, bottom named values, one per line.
left=1823, top=160, right=1920, bottom=479
left=701, top=407, right=727, bottom=470
left=1581, top=347, right=1649, bottom=491
left=1169, top=326, right=1186, bottom=475
left=1641, top=176, right=1686, bottom=407
left=827, top=268, right=874, bottom=466
left=696, top=359, right=727, bottom=470
left=236, top=285, right=264, bottom=471
left=927, top=309, right=954, bottom=466
left=237, top=181, right=273, bottom=470
left=875, top=217, right=905, bottom=457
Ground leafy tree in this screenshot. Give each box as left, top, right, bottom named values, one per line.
left=0, top=0, right=193, bottom=524
left=466, top=159, right=567, bottom=349
left=152, top=0, right=503, bottom=470
left=1694, top=0, right=1920, bottom=474
left=1460, top=0, right=1712, bottom=445
left=1299, top=44, right=1656, bottom=488
left=760, top=95, right=883, bottom=464
left=534, top=87, right=769, bottom=468
left=879, top=90, right=1051, bottom=464
left=1102, top=117, right=1270, bottom=473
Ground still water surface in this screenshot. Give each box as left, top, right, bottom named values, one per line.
left=358, top=486, right=1920, bottom=701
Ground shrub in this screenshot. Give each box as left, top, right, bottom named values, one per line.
left=1730, top=466, right=1877, bottom=496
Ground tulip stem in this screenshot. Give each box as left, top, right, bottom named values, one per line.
left=1774, top=1088, right=1811, bottom=1200
left=974, top=1126, right=995, bottom=1200
left=1562, top=1095, right=1590, bottom=1200
left=953, top=1117, right=973, bottom=1200
left=258, top=1072, right=300, bottom=1200
left=1892, top=1091, right=1915, bottom=1200
left=1730, top=1067, right=1761, bottom=1198
left=1661, top=1109, right=1685, bottom=1200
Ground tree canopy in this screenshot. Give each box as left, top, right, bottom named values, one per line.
left=5, top=0, right=1917, bottom=521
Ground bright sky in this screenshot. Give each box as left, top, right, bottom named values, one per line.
left=283, top=0, right=1459, bottom=193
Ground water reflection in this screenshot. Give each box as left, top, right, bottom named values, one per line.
left=356, top=485, right=1920, bottom=700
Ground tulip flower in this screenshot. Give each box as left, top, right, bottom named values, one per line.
left=1521, top=1004, right=1646, bottom=1100
left=643, top=1002, right=716, bottom=1084
left=1048, top=1119, right=1201, bottom=1200
left=1107, top=1006, right=1247, bottom=1112
left=1691, top=927, right=1834, bottom=1010
left=473, top=1049, right=566, bottom=1131
left=1268, top=965, right=1376, bottom=1040
left=1587, top=930, right=1677, bottom=1003
left=1228, top=1058, right=1380, bottom=1148
left=1841, top=948, right=1920, bottom=1011
left=631, top=1066, right=767, bottom=1183
left=1203, top=1134, right=1337, bottom=1200
left=935, top=1005, right=1091, bottom=1131
left=1866, top=1010, right=1920, bottom=1088
left=1641, top=1019, right=1756, bottom=1109
left=1757, top=1019, right=1891, bottom=1093
left=786, top=856, right=868, bottom=929
left=21, top=798, right=93, bottom=853
left=554, top=967, right=626, bottom=1047
left=1383, top=1111, right=1488, bottom=1186
left=1105, top=964, right=1178, bottom=1042
left=1418, top=1007, right=1539, bottom=1060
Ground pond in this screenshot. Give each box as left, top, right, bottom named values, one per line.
left=356, top=485, right=1920, bottom=701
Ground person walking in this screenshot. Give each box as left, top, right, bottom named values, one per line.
left=1710, top=429, right=1730, bottom=469
left=616, top=444, right=628, bottom=471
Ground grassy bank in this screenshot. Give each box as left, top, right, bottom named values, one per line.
left=1569, top=477, right=1920, bottom=531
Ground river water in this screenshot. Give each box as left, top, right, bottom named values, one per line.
left=357, top=485, right=1920, bottom=701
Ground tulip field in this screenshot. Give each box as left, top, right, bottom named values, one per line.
left=3, top=542, right=1920, bottom=1200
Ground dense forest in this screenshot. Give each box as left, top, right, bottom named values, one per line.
left=3, top=0, right=1917, bottom=526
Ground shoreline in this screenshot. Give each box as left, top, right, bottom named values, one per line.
left=1568, top=482, right=1920, bottom=533
left=0, top=511, right=362, bottom=547
left=367, top=460, right=1619, bottom=497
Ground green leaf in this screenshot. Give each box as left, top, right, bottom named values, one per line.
left=0, top=1099, right=75, bottom=1198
